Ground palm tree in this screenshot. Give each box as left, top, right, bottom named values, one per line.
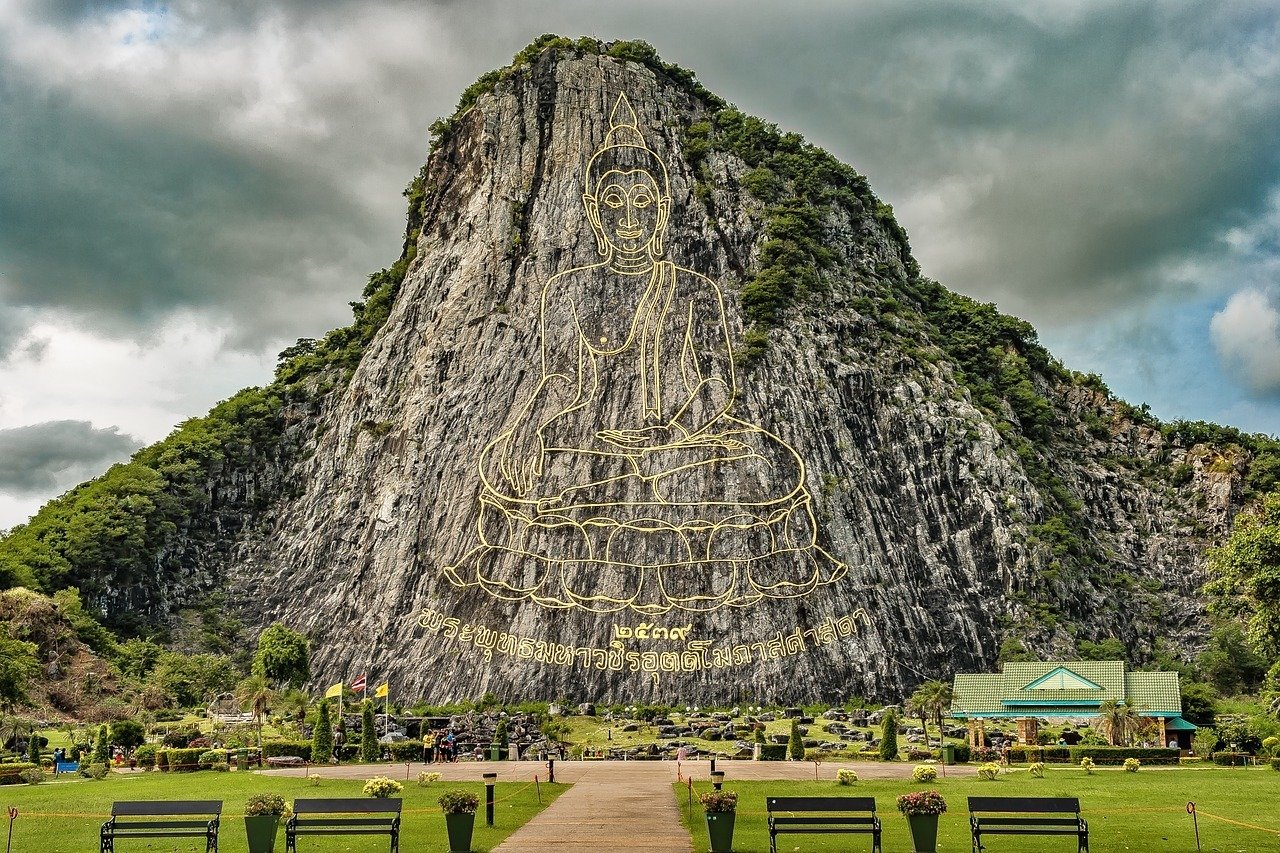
left=278, top=688, right=311, bottom=726
left=909, top=679, right=954, bottom=746
left=1094, top=700, right=1144, bottom=746
left=234, top=673, right=276, bottom=751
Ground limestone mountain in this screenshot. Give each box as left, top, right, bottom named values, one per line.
left=2, top=37, right=1276, bottom=703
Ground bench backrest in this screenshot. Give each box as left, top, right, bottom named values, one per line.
left=968, top=797, right=1080, bottom=814
left=111, top=801, right=222, bottom=817
left=291, top=798, right=403, bottom=814
left=767, top=796, right=877, bottom=813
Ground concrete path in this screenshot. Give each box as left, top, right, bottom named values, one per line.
left=492, top=762, right=692, bottom=852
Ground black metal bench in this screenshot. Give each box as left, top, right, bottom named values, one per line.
left=286, top=798, right=402, bottom=853
left=100, top=800, right=221, bottom=853
left=766, top=796, right=882, bottom=853
left=968, top=796, right=1089, bottom=852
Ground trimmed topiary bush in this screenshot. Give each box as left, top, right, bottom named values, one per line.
left=912, top=765, right=937, bottom=782
left=1123, top=757, right=1141, bottom=773
left=788, top=719, right=805, bottom=761
left=837, top=768, right=858, bottom=785
left=977, top=762, right=1000, bottom=781
left=878, top=711, right=899, bottom=761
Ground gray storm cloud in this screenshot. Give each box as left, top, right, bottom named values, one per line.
left=1, top=0, right=1277, bottom=345
left=0, top=420, right=141, bottom=497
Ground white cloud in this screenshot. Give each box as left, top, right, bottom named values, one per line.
left=1211, top=288, right=1280, bottom=396
left=0, top=310, right=277, bottom=528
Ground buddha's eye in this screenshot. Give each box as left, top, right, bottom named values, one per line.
left=603, top=191, right=625, bottom=208
left=632, top=189, right=652, bottom=208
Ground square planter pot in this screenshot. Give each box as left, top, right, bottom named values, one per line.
left=705, top=811, right=735, bottom=853
left=905, top=813, right=939, bottom=853
left=445, top=811, right=476, bottom=853
left=244, top=815, right=280, bottom=853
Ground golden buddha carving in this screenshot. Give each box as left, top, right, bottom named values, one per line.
left=444, top=94, right=845, bottom=614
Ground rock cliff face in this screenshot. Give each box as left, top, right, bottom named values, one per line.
left=213, top=45, right=1236, bottom=704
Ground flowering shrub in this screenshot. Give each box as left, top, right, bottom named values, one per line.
left=699, top=791, right=738, bottom=813
left=438, top=790, right=480, bottom=814
left=912, top=765, right=937, bottom=782
left=973, top=746, right=999, bottom=762
left=1029, top=762, right=1045, bottom=778
left=1123, top=757, right=1140, bottom=773
left=977, top=762, right=1001, bottom=781
left=837, top=768, right=858, bottom=785
left=307, top=774, right=323, bottom=786
left=19, top=768, right=43, bottom=785
left=896, top=790, right=947, bottom=816
left=1080, top=757, right=1095, bottom=775
left=245, top=794, right=287, bottom=817
left=363, top=776, right=404, bottom=798
left=417, top=771, right=443, bottom=786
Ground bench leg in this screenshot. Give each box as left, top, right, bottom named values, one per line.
left=100, top=830, right=113, bottom=853
left=208, top=826, right=218, bottom=853
left=1079, top=830, right=1089, bottom=853
left=769, top=828, right=777, bottom=853
left=873, top=826, right=882, bottom=853
left=285, top=828, right=296, bottom=853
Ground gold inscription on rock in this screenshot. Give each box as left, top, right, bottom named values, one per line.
left=612, top=623, right=692, bottom=641
left=416, top=606, right=871, bottom=680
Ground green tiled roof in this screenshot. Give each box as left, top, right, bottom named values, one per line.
left=952, top=661, right=1182, bottom=719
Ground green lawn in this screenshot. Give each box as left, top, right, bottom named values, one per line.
left=2, top=769, right=565, bottom=853
left=675, top=766, right=1280, bottom=852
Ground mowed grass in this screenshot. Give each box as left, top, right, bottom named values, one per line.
left=675, top=766, right=1280, bottom=852
left=2, top=768, right=565, bottom=853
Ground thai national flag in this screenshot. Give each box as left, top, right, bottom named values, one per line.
left=351, top=673, right=367, bottom=692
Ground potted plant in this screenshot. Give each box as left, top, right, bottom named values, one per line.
left=439, top=789, right=480, bottom=853
left=244, top=793, right=287, bottom=853
left=896, top=789, right=946, bottom=853
left=699, top=790, right=738, bottom=853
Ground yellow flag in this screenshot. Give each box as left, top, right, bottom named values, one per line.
left=324, top=682, right=343, bottom=699
left=374, top=682, right=389, bottom=699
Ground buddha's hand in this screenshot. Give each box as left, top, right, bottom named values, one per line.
left=598, top=423, right=688, bottom=450
left=498, top=427, right=544, bottom=495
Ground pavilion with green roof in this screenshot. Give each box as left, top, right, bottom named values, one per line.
left=951, top=660, right=1197, bottom=749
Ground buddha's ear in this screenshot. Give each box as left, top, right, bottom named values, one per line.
left=582, top=194, right=608, bottom=257
left=652, top=196, right=671, bottom=256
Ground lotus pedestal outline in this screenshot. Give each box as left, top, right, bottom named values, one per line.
left=705, top=811, right=735, bottom=853
left=905, top=813, right=939, bottom=853
left=445, top=811, right=476, bottom=853
left=244, top=815, right=280, bottom=853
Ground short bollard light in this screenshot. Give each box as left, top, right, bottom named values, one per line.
left=483, top=772, right=497, bottom=827
left=710, top=771, right=725, bottom=791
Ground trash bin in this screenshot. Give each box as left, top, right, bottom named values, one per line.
left=236, top=749, right=248, bottom=771
left=941, top=744, right=956, bottom=765
left=489, top=743, right=502, bottom=761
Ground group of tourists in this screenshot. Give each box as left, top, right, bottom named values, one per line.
left=425, top=730, right=459, bottom=763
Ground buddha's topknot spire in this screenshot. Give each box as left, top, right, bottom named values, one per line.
left=602, top=93, right=646, bottom=149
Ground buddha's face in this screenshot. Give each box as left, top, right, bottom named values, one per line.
left=584, top=169, right=670, bottom=258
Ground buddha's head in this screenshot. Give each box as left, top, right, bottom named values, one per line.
left=583, top=94, right=671, bottom=265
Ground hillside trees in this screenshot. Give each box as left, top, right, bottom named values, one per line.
left=252, top=624, right=310, bottom=687
left=1205, top=492, right=1280, bottom=662
left=0, top=632, right=39, bottom=717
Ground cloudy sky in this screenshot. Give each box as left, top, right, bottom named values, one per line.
left=1, top=0, right=1278, bottom=529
